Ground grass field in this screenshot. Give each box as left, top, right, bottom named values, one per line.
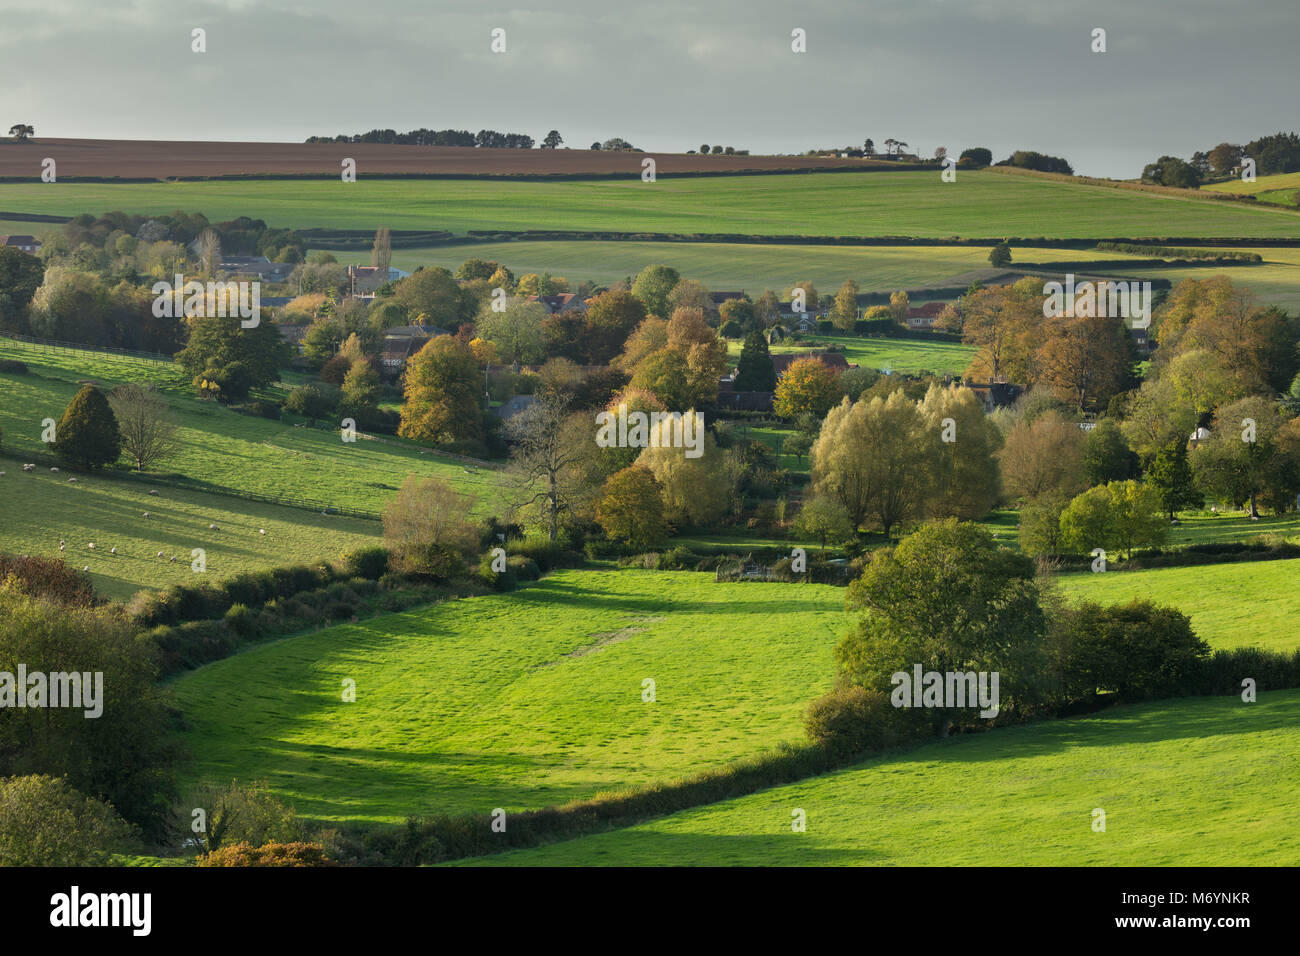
left=0, top=339, right=509, bottom=516
left=1056, top=557, right=1300, bottom=653
left=170, top=569, right=847, bottom=822
left=324, top=241, right=1159, bottom=295
left=0, top=457, right=379, bottom=600
left=4, top=170, right=1300, bottom=237
left=461, top=688, right=1300, bottom=866
left=748, top=334, right=978, bottom=376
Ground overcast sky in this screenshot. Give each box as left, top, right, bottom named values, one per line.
left=0, top=0, right=1295, bottom=178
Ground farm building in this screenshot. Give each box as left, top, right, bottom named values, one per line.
left=526, top=293, right=587, bottom=313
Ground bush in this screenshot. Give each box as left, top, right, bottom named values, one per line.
left=0, top=553, right=99, bottom=607
left=223, top=602, right=263, bottom=639
left=342, top=546, right=390, bottom=580
left=506, top=537, right=584, bottom=571
left=0, top=775, right=133, bottom=866
left=1199, top=647, right=1300, bottom=696
left=806, top=686, right=929, bottom=759
left=248, top=400, right=282, bottom=420
left=197, top=841, right=337, bottom=867
left=1063, top=600, right=1210, bottom=702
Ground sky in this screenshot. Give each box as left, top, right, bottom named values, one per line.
left=0, top=0, right=1295, bottom=179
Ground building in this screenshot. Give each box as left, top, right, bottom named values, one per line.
left=905, top=302, right=947, bottom=330
left=493, top=394, right=537, bottom=420
left=380, top=324, right=447, bottom=373
left=710, top=291, right=747, bottom=307
left=964, top=381, right=1025, bottom=412
left=219, top=255, right=296, bottom=284
left=769, top=351, right=851, bottom=378
left=0, top=234, right=41, bottom=254
left=525, top=293, right=587, bottom=313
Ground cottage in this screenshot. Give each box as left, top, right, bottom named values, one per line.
left=380, top=324, right=447, bottom=372
left=218, top=255, right=296, bottom=284
left=964, top=381, right=1025, bottom=412
left=0, top=234, right=41, bottom=254
left=905, top=302, right=947, bottom=330
left=525, top=293, right=587, bottom=314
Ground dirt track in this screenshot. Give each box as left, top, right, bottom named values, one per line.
left=0, top=139, right=892, bottom=180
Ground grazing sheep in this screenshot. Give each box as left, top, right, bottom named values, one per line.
left=22, top=463, right=35, bottom=472
left=59, top=544, right=66, bottom=552
left=83, top=566, right=89, bottom=572
left=258, top=528, right=266, bottom=535
left=59, top=539, right=65, bottom=546
left=142, top=512, right=150, bottom=518
left=148, top=489, right=159, bottom=496
left=0, top=471, right=6, bottom=476
left=110, top=547, right=117, bottom=554
left=209, top=523, right=218, bottom=530
left=50, top=467, right=59, bottom=473
left=169, top=556, right=177, bottom=563
left=87, top=543, right=95, bottom=550
left=67, top=477, right=77, bottom=483
left=157, top=551, right=164, bottom=558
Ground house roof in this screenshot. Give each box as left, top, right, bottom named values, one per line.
left=771, top=351, right=850, bottom=376
left=906, top=302, right=945, bottom=318
left=526, top=293, right=586, bottom=311
left=0, top=234, right=39, bottom=247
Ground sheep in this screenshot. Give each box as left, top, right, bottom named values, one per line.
left=50, top=467, right=59, bottom=473
left=156, top=551, right=164, bottom=558
left=87, top=543, right=95, bottom=550
left=83, top=566, right=89, bottom=572
left=148, top=489, right=159, bottom=496
left=22, top=463, right=35, bottom=472
left=0, top=471, right=6, bottom=476
left=258, top=528, right=266, bottom=535
left=209, top=523, right=218, bottom=530
left=67, top=477, right=77, bottom=483
left=59, top=544, right=66, bottom=552
left=142, top=512, right=150, bottom=518
left=169, top=556, right=177, bottom=563
left=110, top=547, right=117, bottom=555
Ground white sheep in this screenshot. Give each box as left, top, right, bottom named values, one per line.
left=59, top=544, right=66, bottom=552
left=50, top=467, right=59, bottom=473
left=67, top=477, right=77, bottom=483
left=209, top=523, right=218, bottom=530
left=148, top=489, right=159, bottom=496
left=157, top=551, right=164, bottom=558
left=87, top=543, right=95, bottom=550
left=258, top=528, right=266, bottom=535
left=142, top=512, right=150, bottom=518
left=169, top=556, right=177, bottom=563
left=83, top=566, right=89, bottom=572
left=110, top=547, right=117, bottom=554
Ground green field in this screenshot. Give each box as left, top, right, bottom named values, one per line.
left=0, top=458, right=379, bottom=600
left=462, top=688, right=1300, bottom=866
left=747, top=334, right=978, bottom=376
left=1057, top=557, right=1300, bottom=653
left=326, top=241, right=1161, bottom=295
left=4, top=170, right=1300, bottom=237
left=170, top=569, right=846, bottom=822
left=0, top=338, right=508, bottom=516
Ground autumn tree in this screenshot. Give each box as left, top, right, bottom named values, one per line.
left=793, top=495, right=853, bottom=551
left=811, top=391, right=934, bottom=536
left=398, top=335, right=485, bottom=444
left=774, top=357, right=841, bottom=419
left=630, top=264, right=681, bottom=317
left=919, top=384, right=1001, bottom=519
left=637, top=412, right=729, bottom=527
left=832, top=280, right=859, bottom=330
left=597, top=465, right=668, bottom=547
left=1191, top=396, right=1299, bottom=517
left=476, top=298, right=547, bottom=366
left=1035, top=314, right=1135, bottom=412
left=370, top=226, right=392, bottom=275
left=584, top=289, right=648, bottom=364
left=507, top=394, right=595, bottom=540
left=382, top=475, right=478, bottom=577
left=997, top=410, right=1087, bottom=502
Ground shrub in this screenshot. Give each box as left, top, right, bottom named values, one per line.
left=0, top=553, right=99, bottom=607
left=1199, top=647, right=1300, bottom=696
left=223, top=602, right=262, bottom=639
left=0, top=775, right=133, bottom=866
left=197, top=841, right=337, bottom=867
left=506, top=536, right=584, bottom=571
left=506, top=555, right=541, bottom=581
left=342, top=546, right=390, bottom=580
left=806, top=686, right=929, bottom=759
left=1064, top=600, right=1210, bottom=702
left=52, top=383, right=121, bottom=469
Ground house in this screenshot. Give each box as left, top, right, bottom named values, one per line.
left=219, top=255, right=296, bottom=284
left=380, top=325, right=447, bottom=372
left=525, top=293, right=587, bottom=314
left=769, top=351, right=851, bottom=378
left=777, top=301, right=831, bottom=327
left=905, top=302, right=947, bottom=330
left=715, top=379, right=774, bottom=412
left=494, top=394, right=537, bottom=420
left=964, top=381, right=1025, bottom=412
left=0, top=234, right=41, bottom=254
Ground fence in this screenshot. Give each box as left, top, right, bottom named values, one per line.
left=0, top=448, right=382, bottom=522
left=0, top=333, right=176, bottom=368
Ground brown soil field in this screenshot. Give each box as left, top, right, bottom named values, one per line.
left=0, top=138, right=900, bottom=180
